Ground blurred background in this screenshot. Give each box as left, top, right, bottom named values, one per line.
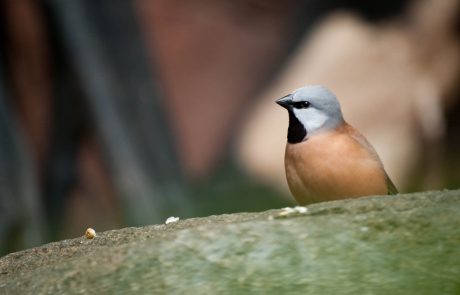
left=1, top=0, right=459, bottom=255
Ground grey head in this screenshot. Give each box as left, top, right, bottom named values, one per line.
left=276, top=85, right=344, bottom=143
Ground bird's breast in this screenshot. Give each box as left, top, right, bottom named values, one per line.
left=284, top=128, right=387, bottom=204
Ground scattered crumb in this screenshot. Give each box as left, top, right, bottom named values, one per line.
left=294, top=206, right=308, bottom=213
left=165, top=216, right=180, bottom=224
left=272, top=206, right=309, bottom=218
left=85, top=228, right=96, bottom=239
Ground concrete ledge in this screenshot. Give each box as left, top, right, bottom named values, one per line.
left=1, top=190, right=459, bottom=294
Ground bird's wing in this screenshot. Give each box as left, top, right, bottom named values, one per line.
left=341, top=123, right=381, bottom=162
left=342, top=123, right=399, bottom=195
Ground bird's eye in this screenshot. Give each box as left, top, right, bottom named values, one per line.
left=292, top=101, right=310, bottom=109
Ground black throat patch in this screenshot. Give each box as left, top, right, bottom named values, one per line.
left=287, top=110, right=307, bottom=143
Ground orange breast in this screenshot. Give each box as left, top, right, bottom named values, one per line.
left=284, top=124, right=387, bottom=204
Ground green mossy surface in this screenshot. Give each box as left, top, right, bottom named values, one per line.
left=1, top=190, right=459, bottom=294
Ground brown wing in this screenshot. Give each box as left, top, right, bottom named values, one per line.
left=342, top=123, right=398, bottom=195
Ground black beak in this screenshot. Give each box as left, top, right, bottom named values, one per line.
left=276, top=94, right=292, bottom=109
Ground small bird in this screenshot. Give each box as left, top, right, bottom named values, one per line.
left=276, top=85, right=397, bottom=205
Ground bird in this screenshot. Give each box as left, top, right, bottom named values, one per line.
left=276, top=85, right=397, bottom=205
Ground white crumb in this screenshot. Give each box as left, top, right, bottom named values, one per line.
left=294, top=206, right=308, bottom=213
left=165, top=216, right=180, bottom=224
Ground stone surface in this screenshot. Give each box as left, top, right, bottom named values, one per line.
left=1, top=190, right=459, bottom=294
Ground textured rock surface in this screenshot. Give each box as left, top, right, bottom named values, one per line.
left=1, top=190, right=459, bottom=294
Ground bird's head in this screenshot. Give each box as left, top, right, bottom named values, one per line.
left=276, top=85, right=344, bottom=143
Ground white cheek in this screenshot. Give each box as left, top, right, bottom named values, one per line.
left=293, top=108, right=328, bottom=135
